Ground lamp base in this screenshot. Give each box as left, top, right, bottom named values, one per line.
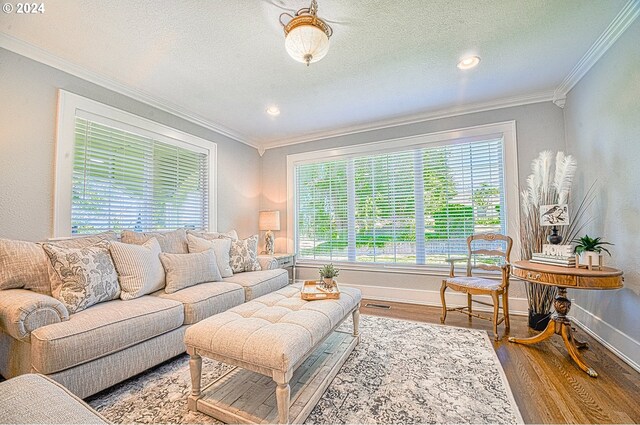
left=547, top=225, right=563, bottom=245
left=265, top=230, right=275, bottom=255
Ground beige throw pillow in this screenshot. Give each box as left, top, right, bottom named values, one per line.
left=41, top=241, right=120, bottom=314
left=186, top=229, right=238, bottom=241
left=229, top=235, right=261, bottom=273
left=159, top=250, right=222, bottom=294
left=187, top=234, right=233, bottom=278
left=0, top=238, right=51, bottom=294
left=110, top=238, right=165, bottom=300
left=121, top=228, right=188, bottom=253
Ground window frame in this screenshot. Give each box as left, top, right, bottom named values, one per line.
left=286, top=121, right=520, bottom=271
left=54, top=90, right=217, bottom=237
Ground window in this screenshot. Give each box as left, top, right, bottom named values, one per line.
left=55, top=91, right=216, bottom=237
left=288, top=122, right=518, bottom=268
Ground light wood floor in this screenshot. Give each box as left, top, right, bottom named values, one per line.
left=360, top=299, right=640, bottom=424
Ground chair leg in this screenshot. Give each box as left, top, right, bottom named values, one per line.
left=503, top=287, right=510, bottom=330
left=467, top=293, right=472, bottom=322
left=491, top=291, right=500, bottom=340
left=440, top=281, right=447, bottom=324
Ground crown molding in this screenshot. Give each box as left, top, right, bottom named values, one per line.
left=261, top=90, right=555, bottom=151
left=553, top=0, right=640, bottom=107
left=0, top=34, right=259, bottom=150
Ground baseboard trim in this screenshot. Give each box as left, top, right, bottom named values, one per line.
left=570, top=303, right=640, bottom=373
left=341, top=283, right=529, bottom=316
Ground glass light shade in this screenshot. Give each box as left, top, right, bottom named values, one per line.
left=259, top=210, right=281, bottom=231
left=285, top=24, right=330, bottom=64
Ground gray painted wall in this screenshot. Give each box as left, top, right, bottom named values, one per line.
left=0, top=48, right=261, bottom=241
left=261, top=101, right=566, bottom=298
left=564, top=20, right=640, bottom=348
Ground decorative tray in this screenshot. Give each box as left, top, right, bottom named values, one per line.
left=301, top=280, right=341, bottom=300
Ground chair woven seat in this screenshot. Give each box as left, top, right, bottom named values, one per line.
left=445, top=276, right=501, bottom=290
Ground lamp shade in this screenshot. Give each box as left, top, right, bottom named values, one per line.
left=285, top=24, right=330, bottom=65
left=259, top=210, right=281, bottom=231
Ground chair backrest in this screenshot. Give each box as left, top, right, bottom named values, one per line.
left=465, top=233, right=513, bottom=277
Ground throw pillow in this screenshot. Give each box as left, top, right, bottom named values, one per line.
left=229, top=235, right=261, bottom=273
left=0, top=238, right=51, bottom=294
left=186, top=234, right=233, bottom=278
left=43, top=231, right=120, bottom=298
left=186, top=229, right=238, bottom=241
left=159, top=250, right=222, bottom=294
left=41, top=241, right=120, bottom=314
left=109, top=238, right=165, bottom=300
left=121, top=228, right=188, bottom=254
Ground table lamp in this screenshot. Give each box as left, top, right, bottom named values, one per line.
left=540, top=204, right=569, bottom=244
left=259, top=210, right=280, bottom=255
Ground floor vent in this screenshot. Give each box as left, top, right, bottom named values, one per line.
left=365, top=303, right=391, bottom=310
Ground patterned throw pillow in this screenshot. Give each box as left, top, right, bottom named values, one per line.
left=41, top=242, right=120, bottom=314
left=186, top=234, right=233, bottom=278
left=121, top=229, right=188, bottom=254
left=0, top=238, right=51, bottom=294
left=109, top=238, right=165, bottom=300
left=160, top=250, right=222, bottom=294
left=229, top=235, right=261, bottom=273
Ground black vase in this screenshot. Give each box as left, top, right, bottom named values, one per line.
left=528, top=310, right=551, bottom=331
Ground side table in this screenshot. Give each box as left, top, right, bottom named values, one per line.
left=272, top=253, right=296, bottom=283
left=509, top=260, right=623, bottom=377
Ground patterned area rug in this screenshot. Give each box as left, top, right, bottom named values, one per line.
left=87, top=316, right=523, bottom=424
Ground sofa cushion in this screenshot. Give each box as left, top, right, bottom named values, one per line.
left=187, top=234, right=233, bottom=278
left=154, top=282, right=244, bottom=324
left=30, top=297, right=183, bottom=374
left=187, top=229, right=238, bottom=240
left=121, top=229, right=188, bottom=253
left=229, top=235, right=261, bottom=273
left=41, top=242, right=120, bottom=314
left=0, top=238, right=51, bottom=294
left=223, top=269, right=289, bottom=301
left=160, top=250, right=222, bottom=294
left=110, top=238, right=165, bottom=300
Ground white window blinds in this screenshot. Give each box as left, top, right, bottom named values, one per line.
left=295, top=138, right=505, bottom=266
left=72, top=117, right=209, bottom=234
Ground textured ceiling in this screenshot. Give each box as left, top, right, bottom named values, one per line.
left=0, top=0, right=628, bottom=148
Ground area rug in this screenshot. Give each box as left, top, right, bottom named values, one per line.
left=87, top=316, right=523, bottom=424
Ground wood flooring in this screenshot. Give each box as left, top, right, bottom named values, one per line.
left=360, top=299, right=640, bottom=424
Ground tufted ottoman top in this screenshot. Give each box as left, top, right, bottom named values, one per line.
left=185, top=284, right=361, bottom=373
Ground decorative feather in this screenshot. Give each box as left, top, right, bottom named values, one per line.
left=526, top=175, right=539, bottom=207
left=538, top=150, right=553, bottom=203
left=554, top=152, right=577, bottom=204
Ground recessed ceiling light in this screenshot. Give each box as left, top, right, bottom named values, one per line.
left=457, top=56, right=481, bottom=70
left=266, top=106, right=281, bottom=116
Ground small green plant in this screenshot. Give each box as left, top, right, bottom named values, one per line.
left=319, top=263, right=340, bottom=279
left=572, top=235, right=613, bottom=256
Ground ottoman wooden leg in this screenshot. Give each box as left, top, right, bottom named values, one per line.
left=275, top=382, right=290, bottom=424
left=187, top=348, right=202, bottom=411
left=352, top=305, right=360, bottom=337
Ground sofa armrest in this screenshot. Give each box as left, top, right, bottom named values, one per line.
left=257, top=255, right=279, bottom=271
left=0, top=289, right=69, bottom=341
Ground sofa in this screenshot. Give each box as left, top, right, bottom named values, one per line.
left=0, top=228, right=289, bottom=398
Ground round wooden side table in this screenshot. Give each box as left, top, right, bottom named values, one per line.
left=509, top=260, right=623, bottom=377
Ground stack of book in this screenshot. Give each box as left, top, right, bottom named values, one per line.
left=530, top=253, right=576, bottom=267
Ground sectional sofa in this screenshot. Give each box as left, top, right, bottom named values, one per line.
left=0, top=228, right=289, bottom=398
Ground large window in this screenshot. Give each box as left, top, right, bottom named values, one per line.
left=288, top=122, right=518, bottom=267
left=55, top=91, right=216, bottom=237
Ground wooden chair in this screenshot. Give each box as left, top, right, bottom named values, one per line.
left=440, top=233, right=513, bottom=340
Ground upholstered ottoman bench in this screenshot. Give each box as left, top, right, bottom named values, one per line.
left=185, top=284, right=361, bottom=424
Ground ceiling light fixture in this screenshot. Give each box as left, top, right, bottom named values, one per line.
left=457, top=55, right=481, bottom=70
left=266, top=105, right=281, bottom=116
left=279, top=0, right=333, bottom=66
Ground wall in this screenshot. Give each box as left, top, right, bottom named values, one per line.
left=0, top=48, right=261, bottom=241
left=261, top=101, right=566, bottom=307
left=563, top=19, right=640, bottom=367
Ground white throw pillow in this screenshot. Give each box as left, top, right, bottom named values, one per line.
left=186, top=229, right=238, bottom=241
left=159, top=250, right=222, bottom=294
left=187, top=234, right=233, bottom=278
left=110, top=238, right=165, bottom=300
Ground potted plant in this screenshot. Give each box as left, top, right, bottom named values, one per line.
left=573, top=235, right=613, bottom=267
left=319, top=263, right=339, bottom=289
